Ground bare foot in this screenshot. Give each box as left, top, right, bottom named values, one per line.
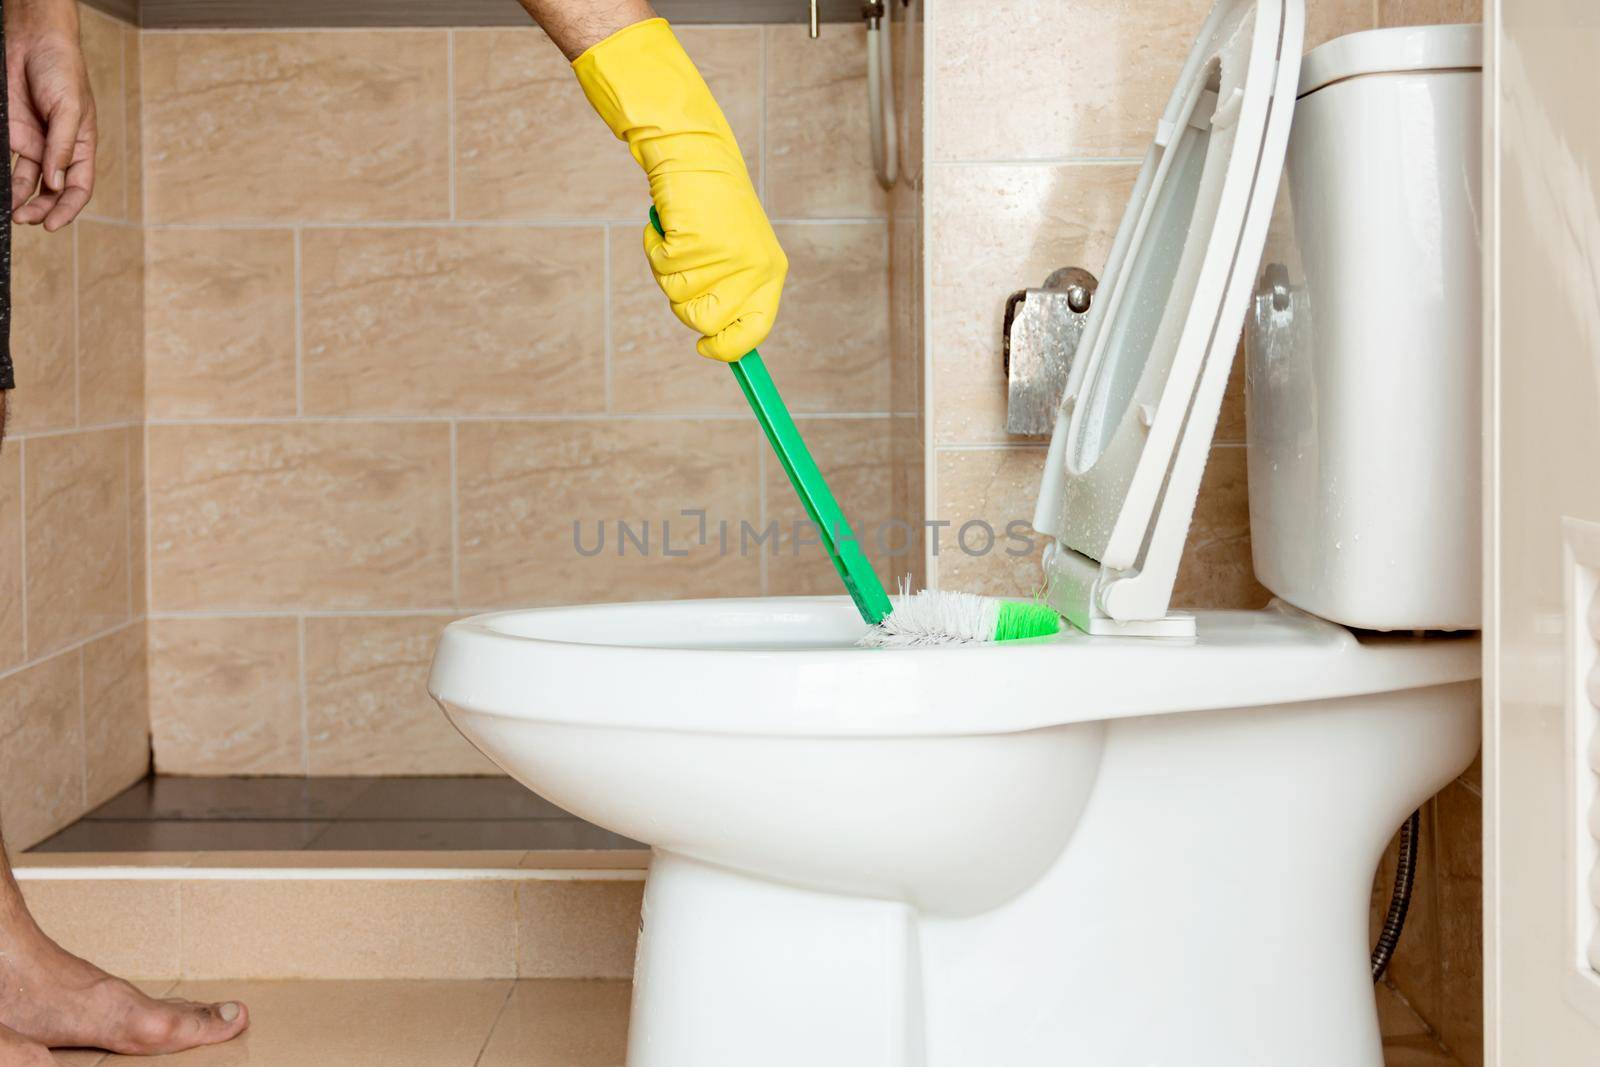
left=0, top=1020, right=56, bottom=1065
left=0, top=904, right=247, bottom=1055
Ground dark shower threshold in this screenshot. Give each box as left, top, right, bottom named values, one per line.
left=26, top=775, right=646, bottom=853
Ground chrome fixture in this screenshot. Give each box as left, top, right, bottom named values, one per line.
left=1002, top=267, right=1098, bottom=436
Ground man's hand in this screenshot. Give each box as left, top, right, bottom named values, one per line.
left=532, top=7, right=787, bottom=361
left=6, top=0, right=95, bottom=231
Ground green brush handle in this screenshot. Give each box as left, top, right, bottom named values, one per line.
left=650, top=207, right=893, bottom=626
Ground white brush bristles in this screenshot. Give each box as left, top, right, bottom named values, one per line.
left=857, top=587, right=1002, bottom=648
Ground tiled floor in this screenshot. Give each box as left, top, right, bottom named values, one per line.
left=29, top=777, right=646, bottom=853
left=48, top=978, right=1459, bottom=1066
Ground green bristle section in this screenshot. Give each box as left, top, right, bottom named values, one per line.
left=993, top=601, right=1063, bottom=643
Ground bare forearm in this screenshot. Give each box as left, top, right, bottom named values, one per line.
left=515, top=0, right=657, bottom=60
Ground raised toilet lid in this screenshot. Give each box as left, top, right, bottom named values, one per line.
left=1034, top=0, right=1305, bottom=636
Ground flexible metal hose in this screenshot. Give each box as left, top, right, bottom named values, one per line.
left=1371, top=809, right=1421, bottom=982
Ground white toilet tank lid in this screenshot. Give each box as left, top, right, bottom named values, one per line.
left=1299, top=23, right=1483, bottom=97
left=1033, top=0, right=1304, bottom=634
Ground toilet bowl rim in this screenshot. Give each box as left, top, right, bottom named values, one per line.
left=426, top=597, right=1482, bottom=739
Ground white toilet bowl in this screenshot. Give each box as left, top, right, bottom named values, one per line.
left=429, top=3, right=1485, bottom=1063
left=429, top=597, right=1478, bottom=1066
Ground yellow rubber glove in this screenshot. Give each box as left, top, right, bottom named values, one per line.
left=573, top=18, right=787, bottom=362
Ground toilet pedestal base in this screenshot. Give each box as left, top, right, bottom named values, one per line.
left=628, top=852, right=923, bottom=1067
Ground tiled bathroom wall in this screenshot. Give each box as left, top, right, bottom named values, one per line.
left=135, top=23, right=909, bottom=776
left=0, top=7, right=147, bottom=851
left=918, top=0, right=1482, bottom=1061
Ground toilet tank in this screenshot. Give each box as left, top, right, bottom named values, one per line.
left=1245, top=24, right=1482, bottom=632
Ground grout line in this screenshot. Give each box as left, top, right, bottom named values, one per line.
left=293, top=227, right=305, bottom=416
left=142, top=422, right=154, bottom=615
left=72, top=224, right=81, bottom=427
left=77, top=648, right=88, bottom=809
left=472, top=980, right=518, bottom=1067
left=146, top=609, right=469, bottom=620
left=138, top=216, right=891, bottom=231
left=446, top=29, right=458, bottom=221
left=137, top=411, right=900, bottom=427
left=140, top=23, right=790, bottom=35
left=124, top=428, right=133, bottom=617
left=602, top=226, right=613, bottom=412
left=138, top=24, right=149, bottom=226
left=925, top=156, right=1145, bottom=168
left=119, top=23, right=130, bottom=222
left=18, top=440, right=28, bottom=659
left=71, top=213, right=142, bottom=229
left=449, top=421, right=461, bottom=606
left=1, top=419, right=144, bottom=442
left=758, top=26, right=769, bottom=205
left=297, top=616, right=310, bottom=776
left=0, top=617, right=144, bottom=690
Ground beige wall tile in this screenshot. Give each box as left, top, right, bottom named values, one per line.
left=141, top=31, right=450, bottom=223
left=1307, top=0, right=1379, bottom=49
left=77, top=219, right=144, bottom=426
left=610, top=222, right=890, bottom=414
left=935, top=445, right=1267, bottom=610
left=928, top=0, right=1208, bottom=162
left=181, top=880, right=518, bottom=979
left=300, top=226, right=604, bottom=416
left=477, top=980, right=631, bottom=1067
left=0, top=448, right=23, bottom=674
left=454, top=27, right=760, bottom=221
left=1170, top=446, right=1271, bottom=611
left=144, top=228, right=297, bottom=418
left=80, top=8, right=126, bottom=221
left=766, top=25, right=887, bottom=219
left=125, top=25, right=142, bottom=222
left=25, top=428, right=129, bottom=656
left=932, top=447, right=1048, bottom=597
left=0, top=650, right=84, bottom=849
left=148, top=616, right=302, bottom=775
left=146, top=422, right=453, bottom=611
left=9, top=223, right=77, bottom=433
left=166, top=978, right=512, bottom=1065
left=765, top=418, right=902, bottom=595
left=456, top=419, right=760, bottom=607
left=19, top=878, right=181, bottom=979
left=82, top=621, right=150, bottom=807
left=128, top=425, right=146, bottom=616
left=1434, top=780, right=1483, bottom=1067
left=517, top=881, right=642, bottom=979
left=764, top=223, right=891, bottom=411
left=606, top=225, right=749, bottom=414
left=1380, top=0, right=1484, bottom=25
left=927, top=163, right=1137, bottom=445
left=305, top=614, right=500, bottom=776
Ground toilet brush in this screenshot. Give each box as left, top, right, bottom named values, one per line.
left=648, top=208, right=1061, bottom=647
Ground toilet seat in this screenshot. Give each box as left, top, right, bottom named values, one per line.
left=1035, top=0, right=1304, bottom=637
left=430, top=596, right=1480, bottom=739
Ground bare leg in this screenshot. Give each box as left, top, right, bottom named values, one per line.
left=0, top=831, right=250, bottom=1054
left=0, top=441, right=249, bottom=1055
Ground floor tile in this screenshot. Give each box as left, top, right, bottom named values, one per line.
left=307, top=819, right=643, bottom=852
left=335, top=777, right=569, bottom=821
left=86, top=776, right=374, bottom=822
left=30, top=820, right=331, bottom=853
left=99, top=980, right=511, bottom=1066
left=477, top=980, right=630, bottom=1067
